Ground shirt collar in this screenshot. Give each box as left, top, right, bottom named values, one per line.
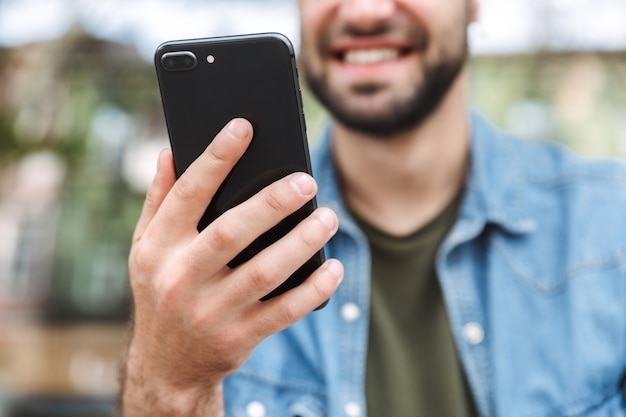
left=310, top=110, right=537, bottom=241
left=463, top=110, right=536, bottom=235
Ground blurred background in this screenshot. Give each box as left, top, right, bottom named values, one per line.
left=0, top=0, right=624, bottom=415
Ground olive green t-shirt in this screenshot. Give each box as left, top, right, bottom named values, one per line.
left=352, top=193, right=478, bottom=417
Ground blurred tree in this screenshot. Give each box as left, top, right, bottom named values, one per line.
left=0, top=25, right=163, bottom=321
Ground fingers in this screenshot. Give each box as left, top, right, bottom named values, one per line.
left=184, top=172, right=319, bottom=276
left=132, top=149, right=176, bottom=244
left=133, top=116, right=340, bottom=326
left=227, top=206, right=339, bottom=301
left=244, top=259, right=344, bottom=339
left=153, top=118, right=253, bottom=240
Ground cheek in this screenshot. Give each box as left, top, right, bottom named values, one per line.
left=298, top=1, right=334, bottom=61
left=298, top=9, right=319, bottom=49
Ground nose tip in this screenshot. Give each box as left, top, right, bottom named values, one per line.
left=339, top=0, right=396, bottom=33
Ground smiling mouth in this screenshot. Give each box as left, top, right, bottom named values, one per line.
left=335, top=47, right=413, bottom=65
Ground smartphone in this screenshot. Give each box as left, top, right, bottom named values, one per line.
left=154, top=33, right=325, bottom=304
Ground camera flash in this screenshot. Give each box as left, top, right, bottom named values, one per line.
left=207, top=55, right=215, bottom=64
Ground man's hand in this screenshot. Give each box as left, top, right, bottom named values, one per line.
left=121, top=119, right=343, bottom=416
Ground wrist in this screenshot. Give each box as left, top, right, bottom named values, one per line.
left=122, top=384, right=224, bottom=417
left=120, top=343, right=225, bottom=417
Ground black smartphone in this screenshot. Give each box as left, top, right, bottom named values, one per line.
left=154, top=33, right=325, bottom=303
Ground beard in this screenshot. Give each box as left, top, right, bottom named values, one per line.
left=301, top=16, right=470, bottom=138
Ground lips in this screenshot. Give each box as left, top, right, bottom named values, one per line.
left=322, top=37, right=420, bottom=83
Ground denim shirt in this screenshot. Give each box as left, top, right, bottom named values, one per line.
left=224, top=112, right=626, bottom=417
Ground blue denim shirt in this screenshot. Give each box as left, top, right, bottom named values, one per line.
left=224, top=112, right=626, bottom=417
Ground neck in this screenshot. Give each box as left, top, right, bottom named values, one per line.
left=332, top=72, right=471, bottom=236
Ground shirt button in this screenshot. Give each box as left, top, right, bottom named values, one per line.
left=462, top=322, right=485, bottom=345
left=344, top=401, right=362, bottom=417
left=246, top=401, right=266, bottom=417
left=341, top=302, right=361, bottom=323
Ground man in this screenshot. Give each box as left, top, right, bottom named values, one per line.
left=122, top=0, right=626, bottom=416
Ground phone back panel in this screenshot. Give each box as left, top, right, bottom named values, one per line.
left=155, top=34, right=324, bottom=301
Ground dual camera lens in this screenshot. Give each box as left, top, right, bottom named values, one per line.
left=161, top=51, right=198, bottom=71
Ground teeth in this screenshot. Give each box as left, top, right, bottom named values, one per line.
left=344, top=48, right=400, bottom=64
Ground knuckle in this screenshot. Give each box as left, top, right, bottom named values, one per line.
left=311, top=274, right=333, bottom=300
left=263, top=189, right=286, bottom=213
left=298, top=222, right=326, bottom=249
left=129, top=243, right=156, bottom=282
left=247, top=262, right=274, bottom=292
left=253, top=312, right=281, bottom=338
left=128, top=243, right=145, bottom=269
left=206, top=222, right=236, bottom=252
left=153, top=274, right=182, bottom=308
left=206, top=141, right=230, bottom=163
left=148, top=263, right=192, bottom=310
left=278, top=299, right=299, bottom=324
left=172, top=175, right=199, bottom=202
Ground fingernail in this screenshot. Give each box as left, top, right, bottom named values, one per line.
left=227, top=119, right=249, bottom=142
left=316, top=208, right=337, bottom=231
left=155, top=148, right=169, bottom=176
left=326, top=260, right=344, bottom=283
left=291, top=173, right=315, bottom=196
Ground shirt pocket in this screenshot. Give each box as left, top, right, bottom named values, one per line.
left=541, top=389, right=626, bottom=417
left=224, top=371, right=327, bottom=417
left=492, top=230, right=626, bottom=295
left=489, top=238, right=626, bottom=417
